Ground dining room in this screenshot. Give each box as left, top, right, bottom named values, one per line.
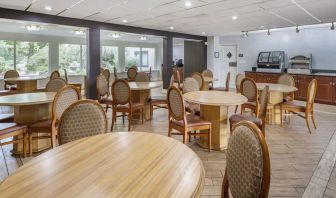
left=0, top=0, right=336, bottom=198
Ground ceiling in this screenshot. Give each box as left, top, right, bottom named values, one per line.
left=0, top=0, right=336, bottom=36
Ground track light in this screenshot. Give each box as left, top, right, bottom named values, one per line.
left=267, top=29, right=271, bottom=35
left=245, top=31, right=249, bottom=37
left=296, top=25, right=300, bottom=33
left=331, top=22, right=335, bottom=30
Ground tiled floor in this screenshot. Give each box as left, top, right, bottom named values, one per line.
left=0, top=88, right=336, bottom=197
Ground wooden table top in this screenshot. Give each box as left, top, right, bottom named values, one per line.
left=256, top=83, right=298, bottom=93
left=184, top=91, right=248, bottom=106
left=0, top=132, right=205, bottom=198
left=203, top=77, right=218, bottom=82
left=4, top=76, right=47, bottom=81
left=128, top=81, right=162, bottom=90
left=0, top=92, right=56, bottom=106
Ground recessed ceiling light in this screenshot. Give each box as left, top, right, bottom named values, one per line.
left=267, top=29, right=271, bottom=36
left=331, top=22, right=335, bottom=30
left=296, top=25, right=300, bottom=33
left=169, top=26, right=174, bottom=30
left=232, top=16, right=238, bottom=20
left=74, top=29, right=86, bottom=35
left=139, top=36, right=147, bottom=41
left=201, top=32, right=206, bottom=35
left=111, top=33, right=121, bottom=38
left=122, top=19, right=128, bottom=23
left=185, top=1, right=192, bottom=8
left=25, top=24, right=41, bottom=31
left=45, top=6, right=52, bottom=11
left=260, top=25, right=265, bottom=28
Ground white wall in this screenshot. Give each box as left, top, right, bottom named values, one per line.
left=173, top=45, right=184, bottom=62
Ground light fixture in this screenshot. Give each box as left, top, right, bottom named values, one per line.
left=45, top=6, right=52, bottom=11
left=296, top=25, right=300, bottom=33
left=25, top=24, right=41, bottom=31
left=111, top=33, right=121, bottom=38
left=260, top=25, right=265, bottom=28
left=185, top=1, right=192, bottom=8
left=139, top=36, right=147, bottom=41
left=169, top=26, right=174, bottom=30
left=267, top=29, right=271, bottom=35
left=232, top=15, right=238, bottom=20
left=74, top=29, right=86, bottom=35
left=122, top=19, right=128, bottom=23
left=331, top=22, right=335, bottom=30
left=201, top=32, right=206, bottom=35
left=245, top=31, right=249, bottom=37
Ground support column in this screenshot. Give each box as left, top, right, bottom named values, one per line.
left=86, top=28, right=101, bottom=99
left=162, top=36, right=173, bottom=89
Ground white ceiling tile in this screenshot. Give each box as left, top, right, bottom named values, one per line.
left=0, top=0, right=32, bottom=10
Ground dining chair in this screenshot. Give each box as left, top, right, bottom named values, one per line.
left=45, top=77, right=67, bottom=92
left=113, top=67, right=118, bottom=80
left=202, top=69, right=213, bottom=88
left=280, top=79, right=317, bottom=133
left=191, top=72, right=204, bottom=90
left=233, top=74, right=244, bottom=113
left=130, top=65, right=138, bottom=71
left=58, top=100, right=107, bottom=145
left=135, top=72, right=150, bottom=82
left=0, top=123, right=27, bottom=157
left=127, top=67, right=138, bottom=81
left=64, top=69, right=83, bottom=93
left=222, top=120, right=270, bottom=198
left=101, top=69, right=111, bottom=93
left=50, top=70, right=60, bottom=80
left=240, top=77, right=259, bottom=117
left=4, top=70, right=19, bottom=90
left=111, top=79, right=145, bottom=131
left=167, top=86, right=212, bottom=151
left=213, top=72, right=231, bottom=91
left=171, top=70, right=183, bottom=90
left=183, top=77, right=201, bottom=115
left=29, top=85, right=81, bottom=154
left=229, top=86, right=269, bottom=136
left=96, top=74, right=112, bottom=112
left=278, top=74, right=296, bottom=102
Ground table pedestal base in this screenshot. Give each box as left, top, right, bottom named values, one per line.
left=16, top=80, right=37, bottom=92
left=199, top=105, right=229, bottom=151
left=131, top=90, right=150, bottom=120
left=265, top=91, right=283, bottom=125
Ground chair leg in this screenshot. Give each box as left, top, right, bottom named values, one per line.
left=105, top=104, right=108, bottom=112
left=280, top=105, right=283, bottom=128
left=122, top=112, right=125, bottom=124
left=22, top=132, right=26, bottom=158
left=182, top=132, right=187, bottom=144
left=141, top=108, right=144, bottom=124
left=29, top=133, right=33, bottom=156
left=168, top=123, right=172, bottom=137
left=240, top=106, right=243, bottom=115
left=128, top=111, right=132, bottom=131
left=150, top=102, right=153, bottom=120
left=305, top=113, right=312, bottom=134
left=208, top=127, right=211, bottom=152
left=234, top=105, right=238, bottom=113
left=311, top=111, right=317, bottom=129
left=111, top=110, right=116, bottom=131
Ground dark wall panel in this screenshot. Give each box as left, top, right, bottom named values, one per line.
left=184, top=40, right=206, bottom=78
left=162, top=36, right=173, bottom=89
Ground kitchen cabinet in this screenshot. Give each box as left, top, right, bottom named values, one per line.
left=256, top=73, right=280, bottom=83
left=333, top=77, right=336, bottom=103
left=314, top=76, right=333, bottom=103
left=245, top=72, right=257, bottom=81
left=296, top=75, right=314, bottom=100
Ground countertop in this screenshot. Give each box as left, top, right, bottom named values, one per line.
left=245, top=71, right=336, bottom=77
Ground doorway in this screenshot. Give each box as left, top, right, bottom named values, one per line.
left=219, top=45, right=238, bottom=88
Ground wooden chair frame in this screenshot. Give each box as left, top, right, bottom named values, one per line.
left=222, top=120, right=270, bottom=198
left=191, top=72, right=204, bottom=90
left=127, top=67, right=138, bottom=81
left=96, top=74, right=112, bottom=112
left=234, top=73, right=244, bottom=113
left=0, top=124, right=27, bottom=157
left=240, top=77, right=259, bottom=117
left=277, top=74, right=296, bottom=101
left=50, top=70, right=61, bottom=80
left=4, top=70, right=19, bottom=90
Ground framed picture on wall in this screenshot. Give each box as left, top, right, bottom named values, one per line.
left=214, top=52, right=219, bottom=58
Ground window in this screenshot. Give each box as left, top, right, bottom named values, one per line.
left=101, top=46, right=118, bottom=71
left=125, top=47, right=155, bottom=71
left=0, top=40, right=14, bottom=75
left=125, top=47, right=140, bottom=69
left=59, top=44, right=86, bottom=75
left=141, top=48, right=155, bottom=71
left=16, top=41, right=49, bottom=75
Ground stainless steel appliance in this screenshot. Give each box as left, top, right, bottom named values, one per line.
left=257, top=51, right=285, bottom=73
left=288, top=54, right=312, bottom=74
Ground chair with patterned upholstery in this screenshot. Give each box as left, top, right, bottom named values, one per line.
left=222, top=120, right=270, bottom=198
left=280, top=79, right=317, bottom=133
left=191, top=72, right=204, bottom=90
left=232, top=74, right=244, bottom=113
left=111, top=79, right=145, bottom=131
left=170, top=69, right=183, bottom=90
left=202, top=69, right=213, bottom=88
left=183, top=77, right=201, bottom=115
left=29, top=86, right=81, bottom=154
left=96, top=74, right=112, bottom=112
left=240, top=77, right=259, bottom=117
left=167, top=86, right=212, bottom=151
left=45, top=77, right=67, bottom=92
left=135, top=72, right=150, bottom=82
left=278, top=74, right=296, bottom=102
left=58, top=100, right=107, bottom=145
left=4, top=70, right=19, bottom=90
left=127, top=67, right=138, bottom=81
left=101, top=69, right=111, bottom=93
left=63, top=69, right=82, bottom=93
left=230, top=86, right=269, bottom=136
left=50, top=70, right=60, bottom=80
left=213, top=72, right=230, bottom=91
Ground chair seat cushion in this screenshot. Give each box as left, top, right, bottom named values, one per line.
left=151, top=95, right=166, bottom=102
left=0, top=123, right=26, bottom=136
left=0, top=113, right=14, bottom=122
left=229, top=114, right=262, bottom=129
left=99, top=98, right=113, bottom=105
left=172, top=114, right=211, bottom=128
left=185, top=102, right=200, bottom=116
left=281, top=101, right=306, bottom=112
left=29, top=119, right=52, bottom=129
left=115, top=103, right=144, bottom=110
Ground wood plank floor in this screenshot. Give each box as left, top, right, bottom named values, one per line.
left=0, top=88, right=336, bottom=197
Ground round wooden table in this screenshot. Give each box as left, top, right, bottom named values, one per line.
left=128, top=81, right=162, bottom=120
left=4, top=76, right=47, bottom=92
left=0, top=132, right=205, bottom=198
left=184, top=91, right=247, bottom=150
left=0, top=92, right=56, bottom=153
left=256, top=83, right=298, bottom=124
left=202, top=77, right=218, bottom=90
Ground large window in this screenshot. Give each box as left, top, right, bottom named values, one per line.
left=141, top=48, right=155, bottom=71
left=0, top=40, right=14, bottom=74
left=101, top=46, right=118, bottom=71
left=125, top=47, right=155, bottom=71
left=59, top=44, right=86, bottom=75
left=125, top=47, right=140, bottom=69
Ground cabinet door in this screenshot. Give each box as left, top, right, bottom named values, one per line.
left=268, top=73, right=280, bottom=83
left=314, top=76, right=333, bottom=103
left=256, top=73, right=269, bottom=83
left=297, top=75, right=314, bottom=99
left=245, top=72, right=257, bottom=81
left=290, top=75, right=299, bottom=98
left=333, top=77, right=336, bottom=103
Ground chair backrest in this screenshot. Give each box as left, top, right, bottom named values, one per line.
left=306, top=79, right=317, bottom=111
left=225, top=72, right=231, bottom=91
left=183, top=77, right=199, bottom=93
left=167, top=86, right=185, bottom=122
left=52, top=85, right=81, bottom=120
left=96, top=74, right=109, bottom=99
left=101, top=69, right=110, bottom=82
left=127, top=67, right=138, bottom=80
left=240, top=77, right=258, bottom=102
left=130, top=65, right=138, bottom=71
left=202, top=69, right=213, bottom=78
left=258, top=86, right=269, bottom=119
left=63, top=69, right=69, bottom=83
left=191, top=72, right=204, bottom=90
left=235, top=74, right=244, bottom=93
left=113, top=67, right=118, bottom=79
left=58, top=100, right=107, bottom=145
left=4, top=70, right=19, bottom=86
left=112, top=79, right=131, bottom=105
left=277, top=74, right=295, bottom=86
left=223, top=121, right=270, bottom=198
left=135, top=72, right=150, bottom=82
left=45, top=77, right=67, bottom=92
left=50, top=70, right=61, bottom=80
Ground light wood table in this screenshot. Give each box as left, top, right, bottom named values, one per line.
left=129, top=81, right=162, bottom=120
left=0, top=92, right=56, bottom=153
left=4, top=76, right=47, bottom=92
left=184, top=91, right=247, bottom=150
left=202, top=77, right=218, bottom=90
left=256, top=83, right=298, bottom=124
left=0, top=132, right=205, bottom=198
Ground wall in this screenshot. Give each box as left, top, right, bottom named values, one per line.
left=173, top=45, right=184, bottom=62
